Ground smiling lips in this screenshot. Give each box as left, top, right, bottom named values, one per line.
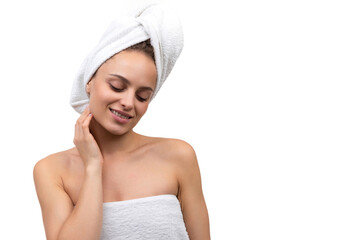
left=109, top=108, right=133, bottom=121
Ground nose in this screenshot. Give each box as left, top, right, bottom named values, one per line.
left=119, top=90, right=135, bottom=110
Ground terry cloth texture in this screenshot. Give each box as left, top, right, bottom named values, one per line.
left=100, top=194, right=190, bottom=240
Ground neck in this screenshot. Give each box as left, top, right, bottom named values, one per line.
left=88, top=117, right=139, bottom=160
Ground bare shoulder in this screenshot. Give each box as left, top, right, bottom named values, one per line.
left=149, top=136, right=197, bottom=162
left=33, top=148, right=77, bottom=182
left=149, top=137, right=199, bottom=185
left=142, top=136, right=198, bottom=181
left=164, top=138, right=199, bottom=175
left=33, top=151, right=63, bottom=176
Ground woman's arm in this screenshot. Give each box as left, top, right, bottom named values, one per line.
left=33, top=106, right=104, bottom=240
left=175, top=140, right=211, bottom=240
left=33, top=156, right=103, bottom=240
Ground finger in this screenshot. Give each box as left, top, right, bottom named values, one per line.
left=82, top=112, right=93, bottom=135
left=75, top=115, right=83, bottom=140
left=74, top=121, right=80, bottom=145
left=75, top=107, right=89, bottom=138
left=75, top=106, right=90, bottom=143
left=82, top=105, right=90, bottom=116
left=78, top=105, right=90, bottom=123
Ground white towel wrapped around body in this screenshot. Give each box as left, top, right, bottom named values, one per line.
left=69, top=3, right=184, bottom=114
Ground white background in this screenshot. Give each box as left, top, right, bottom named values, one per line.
left=1, top=0, right=359, bottom=239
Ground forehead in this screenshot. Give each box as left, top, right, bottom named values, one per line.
left=100, top=50, right=157, bottom=87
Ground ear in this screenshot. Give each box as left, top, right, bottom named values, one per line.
left=86, top=79, right=92, bottom=95
left=86, top=84, right=90, bottom=95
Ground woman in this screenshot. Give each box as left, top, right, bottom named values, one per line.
left=33, top=3, right=210, bottom=240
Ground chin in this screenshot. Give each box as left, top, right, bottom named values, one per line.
left=106, top=125, right=130, bottom=135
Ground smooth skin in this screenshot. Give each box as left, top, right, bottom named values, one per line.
left=33, top=50, right=211, bottom=240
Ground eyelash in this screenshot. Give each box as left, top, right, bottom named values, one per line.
left=110, top=85, right=147, bottom=102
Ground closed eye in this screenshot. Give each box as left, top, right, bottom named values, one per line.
left=110, top=84, right=124, bottom=92
left=110, top=84, right=148, bottom=102
left=137, top=96, right=147, bottom=102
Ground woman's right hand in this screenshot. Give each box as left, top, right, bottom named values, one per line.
left=73, top=105, right=104, bottom=168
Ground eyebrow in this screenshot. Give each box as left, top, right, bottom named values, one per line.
left=109, top=74, right=154, bottom=92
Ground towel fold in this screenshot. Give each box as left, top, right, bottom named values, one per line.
left=69, top=3, right=184, bottom=114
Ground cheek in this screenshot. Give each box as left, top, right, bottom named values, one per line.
left=88, top=90, right=112, bottom=111
left=136, top=103, right=149, bottom=115
left=91, top=85, right=112, bottom=101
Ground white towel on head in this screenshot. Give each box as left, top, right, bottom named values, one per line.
left=69, top=2, right=184, bottom=114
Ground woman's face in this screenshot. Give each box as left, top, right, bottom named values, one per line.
left=86, top=50, right=157, bottom=135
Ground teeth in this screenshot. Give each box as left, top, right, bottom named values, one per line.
left=111, top=109, right=130, bottom=119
